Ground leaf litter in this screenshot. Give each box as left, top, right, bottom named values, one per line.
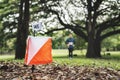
left=0, top=61, right=120, bottom=80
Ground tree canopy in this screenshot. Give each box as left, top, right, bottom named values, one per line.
left=35, top=0, right=120, bottom=58
left=0, top=0, right=120, bottom=58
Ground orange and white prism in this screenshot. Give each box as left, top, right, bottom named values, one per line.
left=25, top=36, right=52, bottom=65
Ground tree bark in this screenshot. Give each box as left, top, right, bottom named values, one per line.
left=85, top=0, right=102, bottom=58
left=86, top=0, right=95, bottom=58
left=86, top=36, right=96, bottom=58
left=15, top=0, right=24, bottom=59
left=85, top=19, right=97, bottom=58
left=94, top=38, right=102, bottom=57
left=15, top=0, right=29, bottom=59
left=86, top=35, right=102, bottom=58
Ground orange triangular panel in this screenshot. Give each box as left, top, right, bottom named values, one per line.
left=29, top=38, right=52, bottom=65
left=24, top=36, right=52, bottom=65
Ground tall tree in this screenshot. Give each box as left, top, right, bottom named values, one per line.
left=38, top=0, right=120, bottom=58
left=15, top=0, right=30, bottom=59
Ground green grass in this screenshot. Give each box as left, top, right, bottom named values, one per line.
left=0, top=49, right=120, bottom=70
left=52, top=49, right=120, bottom=70
left=0, top=55, right=14, bottom=60
left=0, top=55, right=23, bottom=63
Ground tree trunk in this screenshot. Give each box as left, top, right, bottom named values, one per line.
left=86, top=33, right=96, bottom=58
left=15, top=0, right=29, bottom=59
left=15, top=0, right=24, bottom=59
left=85, top=0, right=102, bottom=58
left=94, top=38, right=102, bottom=57
left=86, top=35, right=102, bottom=58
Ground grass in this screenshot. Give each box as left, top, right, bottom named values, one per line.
left=53, top=49, right=120, bottom=70
left=0, top=55, right=14, bottom=60
left=0, top=49, right=120, bottom=70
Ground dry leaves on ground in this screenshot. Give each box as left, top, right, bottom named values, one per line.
left=0, top=61, right=120, bottom=80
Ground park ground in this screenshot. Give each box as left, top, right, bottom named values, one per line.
left=0, top=49, right=120, bottom=79
left=0, top=49, right=120, bottom=69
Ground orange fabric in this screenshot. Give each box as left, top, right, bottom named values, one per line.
left=28, top=38, right=52, bottom=65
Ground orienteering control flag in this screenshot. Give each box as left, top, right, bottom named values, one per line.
left=25, top=36, right=52, bottom=65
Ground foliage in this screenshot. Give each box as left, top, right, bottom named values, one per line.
left=0, top=0, right=120, bottom=58
left=102, top=34, right=120, bottom=51
left=74, top=35, right=87, bottom=50
left=33, top=0, right=120, bottom=58
left=0, top=0, right=18, bottom=53
left=48, top=30, right=87, bottom=49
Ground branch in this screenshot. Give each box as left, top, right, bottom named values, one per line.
left=101, top=29, right=120, bottom=40
left=44, top=8, right=88, bottom=40
left=44, top=27, right=66, bottom=34
left=96, top=15, right=120, bottom=33
left=40, top=4, right=87, bottom=40
left=97, top=7, right=110, bottom=15
left=81, top=0, right=87, bottom=7
left=93, top=0, right=103, bottom=24
left=47, top=9, right=67, bottom=27
left=73, top=27, right=88, bottom=41
left=93, top=0, right=103, bottom=11
left=87, top=0, right=93, bottom=12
